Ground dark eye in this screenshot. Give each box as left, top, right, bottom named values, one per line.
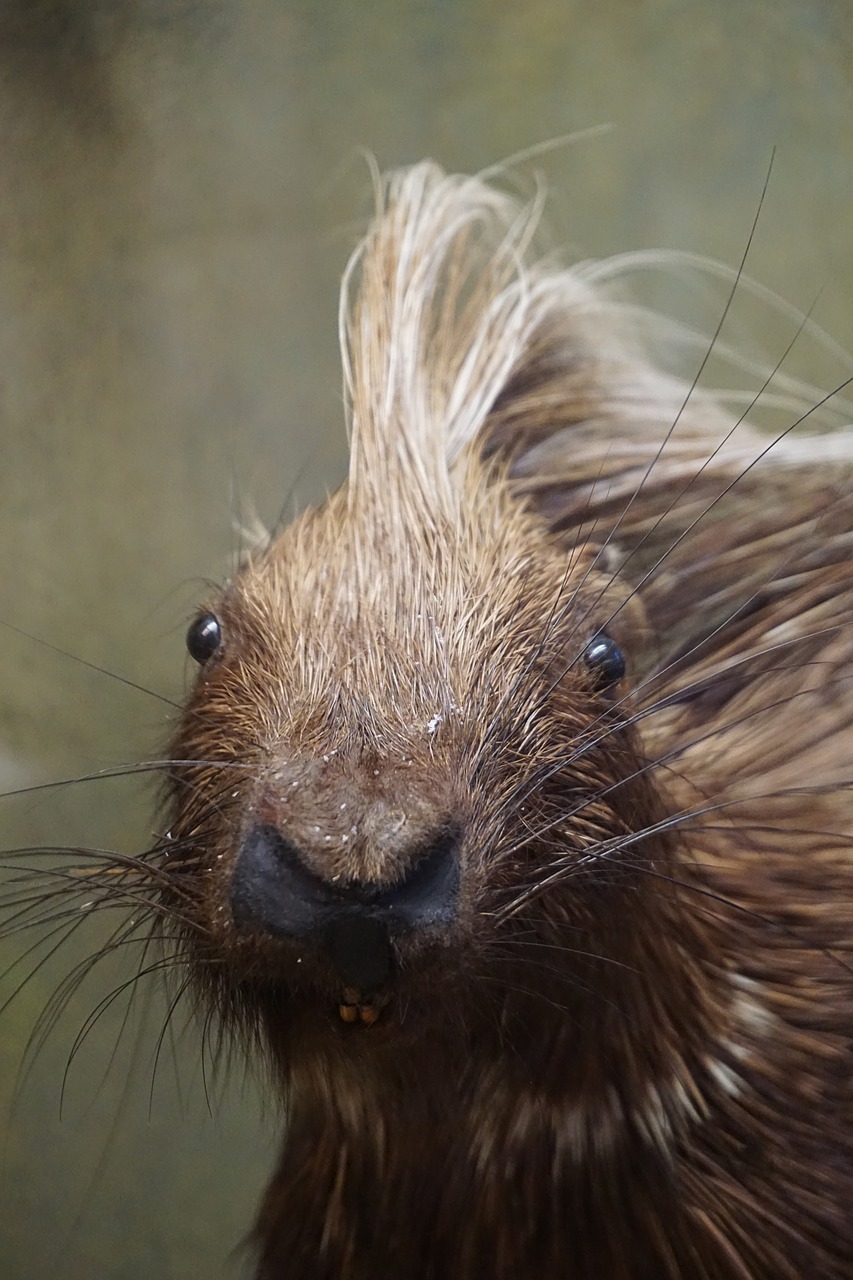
left=583, top=633, right=625, bottom=691
left=186, top=612, right=222, bottom=664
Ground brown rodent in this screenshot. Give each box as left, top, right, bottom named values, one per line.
left=91, top=163, right=853, bottom=1276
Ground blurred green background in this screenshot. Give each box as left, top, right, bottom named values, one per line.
left=0, top=1, right=851, bottom=1276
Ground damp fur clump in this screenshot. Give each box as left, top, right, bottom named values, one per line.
left=10, top=163, right=853, bottom=1278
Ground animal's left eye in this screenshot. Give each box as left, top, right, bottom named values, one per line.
left=583, top=633, right=625, bottom=691
left=186, top=611, right=223, bottom=664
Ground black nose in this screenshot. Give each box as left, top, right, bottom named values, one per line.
left=229, top=823, right=460, bottom=984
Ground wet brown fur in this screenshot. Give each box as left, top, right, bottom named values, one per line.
left=52, top=164, right=853, bottom=1276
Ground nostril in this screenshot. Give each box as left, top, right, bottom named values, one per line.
left=229, top=823, right=461, bottom=946
left=378, top=827, right=460, bottom=927
left=230, top=825, right=334, bottom=938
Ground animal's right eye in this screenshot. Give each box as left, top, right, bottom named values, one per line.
left=186, top=612, right=223, bottom=664
left=583, top=632, right=625, bottom=692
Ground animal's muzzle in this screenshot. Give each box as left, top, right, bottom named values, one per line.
left=229, top=822, right=460, bottom=990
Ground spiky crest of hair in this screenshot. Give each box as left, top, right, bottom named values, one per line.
left=339, top=160, right=853, bottom=696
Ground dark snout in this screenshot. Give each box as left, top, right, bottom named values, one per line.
left=229, top=823, right=460, bottom=991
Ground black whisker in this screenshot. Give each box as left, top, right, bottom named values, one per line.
left=0, top=617, right=181, bottom=709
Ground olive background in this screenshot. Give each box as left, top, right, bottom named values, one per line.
left=0, top=1, right=852, bottom=1276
